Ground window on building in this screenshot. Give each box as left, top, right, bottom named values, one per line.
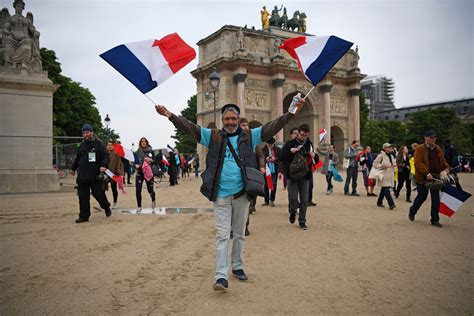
left=394, top=115, right=399, bottom=120
left=385, top=116, right=389, bottom=120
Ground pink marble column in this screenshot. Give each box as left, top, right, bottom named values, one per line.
left=272, top=76, right=286, bottom=144
left=349, top=88, right=361, bottom=142
left=233, top=69, right=247, bottom=118
left=319, top=82, right=332, bottom=143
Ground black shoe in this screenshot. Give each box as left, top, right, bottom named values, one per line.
left=431, top=222, right=443, bottom=228
left=389, top=204, right=396, bottom=210
left=344, top=192, right=349, bottom=196
left=408, top=213, right=415, bottom=221
left=75, top=217, right=89, bottom=223
left=377, top=203, right=385, bottom=208
left=262, top=202, right=269, bottom=206
left=299, top=223, right=308, bottom=230
left=245, top=229, right=250, bottom=236
left=289, top=212, right=296, bottom=224
left=308, top=201, right=316, bottom=206
left=350, top=192, right=360, bottom=196
left=232, top=269, right=248, bottom=281
left=105, top=208, right=112, bottom=217
left=406, top=198, right=412, bottom=203
left=213, top=278, right=228, bottom=291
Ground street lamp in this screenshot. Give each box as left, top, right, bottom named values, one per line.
left=209, top=67, right=220, bottom=127
left=104, top=114, right=111, bottom=139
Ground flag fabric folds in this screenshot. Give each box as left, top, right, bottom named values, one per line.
left=113, top=144, right=137, bottom=164
left=319, top=128, right=328, bottom=144
left=100, top=33, right=196, bottom=94
left=142, top=161, right=154, bottom=182
left=439, top=184, right=471, bottom=217
left=279, top=35, right=353, bottom=86
left=162, top=155, right=170, bottom=167
left=329, top=164, right=343, bottom=182
left=105, top=169, right=126, bottom=194
left=265, top=164, right=274, bottom=191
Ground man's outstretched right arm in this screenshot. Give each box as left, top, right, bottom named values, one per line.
left=155, top=105, right=201, bottom=143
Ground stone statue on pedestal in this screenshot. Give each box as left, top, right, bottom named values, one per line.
left=0, top=0, right=42, bottom=70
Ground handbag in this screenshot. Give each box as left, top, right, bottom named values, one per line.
left=227, top=142, right=265, bottom=197
left=289, top=152, right=309, bottom=180
left=424, top=173, right=444, bottom=190
left=368, top=167, right=384, bottom=181
left=343, top=158, right=350, bottom=169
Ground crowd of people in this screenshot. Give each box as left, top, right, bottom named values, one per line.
left=70, top=101, right=467, bottom=292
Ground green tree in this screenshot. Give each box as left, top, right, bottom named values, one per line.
left=405, top=108, right=459, bottom=146
left=172, top=95, right=197, bottom=153
left=361, top=120, right=390, bottom=150
left=40, top=48, right=119, bottom=141
left=359, top=92, right=370, bottom=134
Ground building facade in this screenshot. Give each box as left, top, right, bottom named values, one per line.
left=361, top=75, right=395, bottom=119
left=191, top=25, right=364, bottom=161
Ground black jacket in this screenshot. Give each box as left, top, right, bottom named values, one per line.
left=262, top=145, right=281, bottom=173
left=72, top=138, right=108, bottom=184
left=279, top=138, right=314, bottom=181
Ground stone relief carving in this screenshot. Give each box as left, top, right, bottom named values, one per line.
left=331, top=88, right=348, bottom=115
left=245, top=89, right=268, bottom=108
left=246, top=78, right=270, bottom=89
left=244, top=36, right=268, bottom=55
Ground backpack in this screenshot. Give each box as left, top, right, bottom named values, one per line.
left=289, top=152, right=309, bottom=180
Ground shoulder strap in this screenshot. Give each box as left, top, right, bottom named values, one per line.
left=227, top=141, right=243, bottom=170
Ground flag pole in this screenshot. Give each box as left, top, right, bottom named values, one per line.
left=144, top=93, right=157, bottom=106
left=302, top=85, right=316, bottom=100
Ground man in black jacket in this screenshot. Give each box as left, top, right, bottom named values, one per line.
left=279, top=123, right=315, bottom=230
left=71, top=124, right=111, bottom=223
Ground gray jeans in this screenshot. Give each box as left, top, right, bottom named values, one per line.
left=344, top=166, right=359, bottom=194
left=213, top=194, right=250, bottom=280
left=287, top=178, right=309, bottom=224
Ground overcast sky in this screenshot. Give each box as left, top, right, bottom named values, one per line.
left=11, top=0, right=473, bottom=150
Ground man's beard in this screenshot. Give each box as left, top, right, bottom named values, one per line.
left=224, top=124, right=238, bottom=133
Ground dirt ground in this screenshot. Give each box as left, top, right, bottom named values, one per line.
left=1, top=173, right=473, bottom=315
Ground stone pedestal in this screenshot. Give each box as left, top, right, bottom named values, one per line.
left=0, top=68, right=60, bottom=194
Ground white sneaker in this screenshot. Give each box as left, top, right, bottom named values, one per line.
left=137, top=207, right=142, bottom=213
left=326, top=191, right=331, bottom=195
left=151, top=201, right=156, bottom=209
left=112, top=203, right=117, bottom=209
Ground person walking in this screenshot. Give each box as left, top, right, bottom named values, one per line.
left=106, top=141, right=125, bottom=209
left=71, top=124, right=112, bottom=223
left=359, top=146, right=377, bottom=196
left=134, top=137, right=157, bottom=212
left=395, top=145, right=412, bottom=202
left=281, top=127, right=299, bottom=190
left=373, top=143, right=397, bottom=209
left=321, top=144, right=339, bottom=195
left=409, top=130, right=450, bottom=228
left=262, top=138, right=281, bottom=207
left=344, top=140, right=360, bottom=196
left=155, top=99, right=304, bottom=291
left=279, top=123, right=315, bottom=230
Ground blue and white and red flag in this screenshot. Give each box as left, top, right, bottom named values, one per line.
left=113, top=144, right=137, bottom=164
left=162, top=155, right=170, bottom=167
left=319, top=128, right=328, bottom=144
left=166, top=144, right=174, bottom=153
left=439, top=184, right=471, bottom=217
left=265, top=164, right=274, bottom=191
left=100, top=33, right=196, bottom=94
left=105, top=169, right=126, bottom=193
left=279, top=35, right=353, bottom=86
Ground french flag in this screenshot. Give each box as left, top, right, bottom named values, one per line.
left=439, top=184, right=471, bottom=217
left=100, top=33, right=196, bottom=94
left=166, top=144, right=174, bottom=153
left=319, top=128, right=328, bottom=144
left=279, top=35, right=353, bottom=86
left=105, top=169, right=126, bottom=194
left=113, top=144, right=137, bottom=164
left=265, top=164, right=274, bottom=191
left=162, top=155, right=170, bottom=167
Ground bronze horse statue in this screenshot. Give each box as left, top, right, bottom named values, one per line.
left=278, top=7, right=288, bottom=29
left=287, top=11, right=307, bottom=32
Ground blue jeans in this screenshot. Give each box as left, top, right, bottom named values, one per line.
left=409, top=184, right=440, bottom=223
left=326, top=172, right=333, bottom=191
left=377, top=187, right=395, bottom=207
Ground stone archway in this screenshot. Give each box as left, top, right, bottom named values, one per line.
left=282, top=91, right=315, bottom=143
left=331, top=125, right=345, bottom=161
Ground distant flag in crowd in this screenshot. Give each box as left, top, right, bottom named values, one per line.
left=329, top=164, right=343, bottom=182
left=142, top=161, right=154, bottom=182
left=100, top=33, right=196, bottom=94
left=279, top=35, right=353, bottom=86
left=162, top=155, right=170, bottom=167
left=166, top=144, right=174, bottom=153
left=105, top=169, right=126, bottom=193
left=114, top=144, right=138, bottom=164
left=439, top=184, right=471, bottom=217
left=265, top=164, right=274, bottom=191
left=319, top=128, right=328, bottom=144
